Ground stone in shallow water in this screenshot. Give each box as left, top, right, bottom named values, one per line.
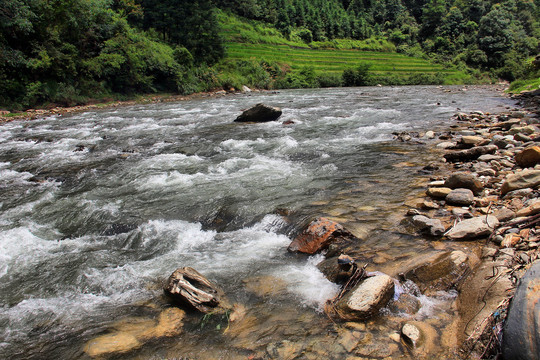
left=334, top=274, right=395, bottom=320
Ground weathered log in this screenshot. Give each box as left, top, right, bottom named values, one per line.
left=443, top=145, right=498, bottom=162
left=164, top=267, right=229, bottom=313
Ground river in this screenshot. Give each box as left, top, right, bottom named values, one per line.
left=0, top=86, right=515, bottom=359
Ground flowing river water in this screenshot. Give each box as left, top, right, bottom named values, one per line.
left=0, top=86, right=515, bottom=359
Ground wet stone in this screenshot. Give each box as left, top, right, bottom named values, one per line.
left=445, top=188, right=474, bottom=206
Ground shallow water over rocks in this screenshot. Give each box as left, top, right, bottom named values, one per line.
left=0, top=86, right=515, bottom=359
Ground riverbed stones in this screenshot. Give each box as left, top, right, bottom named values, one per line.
left=500, top=169, right=540, bottom=195
left=164, top=267, right=229, bottom=313
left=446, top=215, right=499, bottom=240
left=502, top=261, right=540, bottom=360
left=444, top=172, right=484, bottom=195
left=446, top=188, right=474, bottom=206
left=288, top=217, right=356, bottom=254
left=234, top=103, right=282, bottom=122
left=401, top=323, right=421, bottom=347
left=411, top=215, right=445, bottom=237
left=334, top=274, right=395, bottom=320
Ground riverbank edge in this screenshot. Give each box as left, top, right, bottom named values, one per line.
left=0, top=88, right=265, bottom=124
left=398, top=87, right=540, bottom=359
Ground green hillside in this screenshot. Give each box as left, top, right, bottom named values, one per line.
left=217, top=11, right=470, bottom=87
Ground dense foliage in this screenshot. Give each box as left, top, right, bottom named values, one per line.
left=0, top=0, right=538, bottom=110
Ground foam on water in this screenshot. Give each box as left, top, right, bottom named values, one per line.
left=277, top=254, right=340, bottom=311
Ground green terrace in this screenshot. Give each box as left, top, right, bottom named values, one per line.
left=224, top=43, right=459, bottom=76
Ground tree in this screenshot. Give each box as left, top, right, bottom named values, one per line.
left=477, top=5, right=514, bottom=68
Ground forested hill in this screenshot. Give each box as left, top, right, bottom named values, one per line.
left=1, top=0, right=538, bottom=111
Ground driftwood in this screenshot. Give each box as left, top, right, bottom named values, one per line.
left=164, top=267, right=229, bottom=313
left=444, top=145, right=498, bottom=162
left=487, top=213, right=540, bottom=243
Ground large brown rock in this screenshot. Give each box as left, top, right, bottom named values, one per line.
left=515, top=146, right=540, bottom=168
left=446, top=215, right=499, bottom=240
left=288, top=217, right=355, bottom=254
left=500, top=169, right=540, bottom=195
left=164, top=267, right=229, bottom=313
left=444, top=172, right=484, bottom=195
left=234, top=103, right=282, bottom=122
left=334, top=274, right=395, bottom=320
left=502, top=261, right=540, bottom=360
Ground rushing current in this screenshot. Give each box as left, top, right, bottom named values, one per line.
left=0, top=86, right=514, bottom=359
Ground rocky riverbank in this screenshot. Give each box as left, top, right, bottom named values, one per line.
left=397, top=89, right=540, bottom=359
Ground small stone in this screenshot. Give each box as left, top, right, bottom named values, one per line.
left=501, top=234, right=521, bottom=248
left=424, top=131, right=435, bottom=139
left=446, top=188, right=474, bottom=206
left=422, top=200, right=440, bottom=209
left=444, top=172, right=484, bottom=195
left=412, top=215, right=445, bottom=237
left=493, top=207, right=516, bottom=222
left=504, top=188, right=534, bottom=198
left=461, top=136, right=484, bottom=145
left=426, top=187, right=452, bottom=199
left=401, top=323, right=421, bottom=347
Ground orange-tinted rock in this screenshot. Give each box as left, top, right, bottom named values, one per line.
left=515, top=146, right=540, bottom=168
left=287, top=217, right=354, bottom=254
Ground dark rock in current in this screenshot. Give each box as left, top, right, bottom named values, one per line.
left=164, top=267, right=230, bottom=313
left=234, top=103, right=282, bottom=122
left=502, top=261, right=540, bottom=360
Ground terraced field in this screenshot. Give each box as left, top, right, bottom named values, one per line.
left=225, top=42, right=457, bottom=76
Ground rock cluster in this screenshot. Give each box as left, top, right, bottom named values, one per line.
left=403, top=106, right=540, bottom=358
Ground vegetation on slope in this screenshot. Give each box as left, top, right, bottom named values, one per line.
left=0, top=0, right=538, bottom=111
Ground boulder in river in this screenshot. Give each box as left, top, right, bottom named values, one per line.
left=288, top=217, right=356, bottom=254
left=334, top=273, right=395, bottom=320
left=164, top=267, right=230, bottom=313
left=234, top=103, right=282, bottom=122
left=502, top=261, right=540, bottom=360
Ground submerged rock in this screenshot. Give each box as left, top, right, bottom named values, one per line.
left=288, top=217, right=356, bottom=254
left=234, top=103, right=282, bottom=122
left=402, top=251, right=470, bottom=292
left=334, top=273, right=395, bottom=320
left=164, top=267, right=229, bottom=313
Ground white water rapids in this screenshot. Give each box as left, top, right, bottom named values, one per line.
left=0, top=86, right=514, bottom=359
